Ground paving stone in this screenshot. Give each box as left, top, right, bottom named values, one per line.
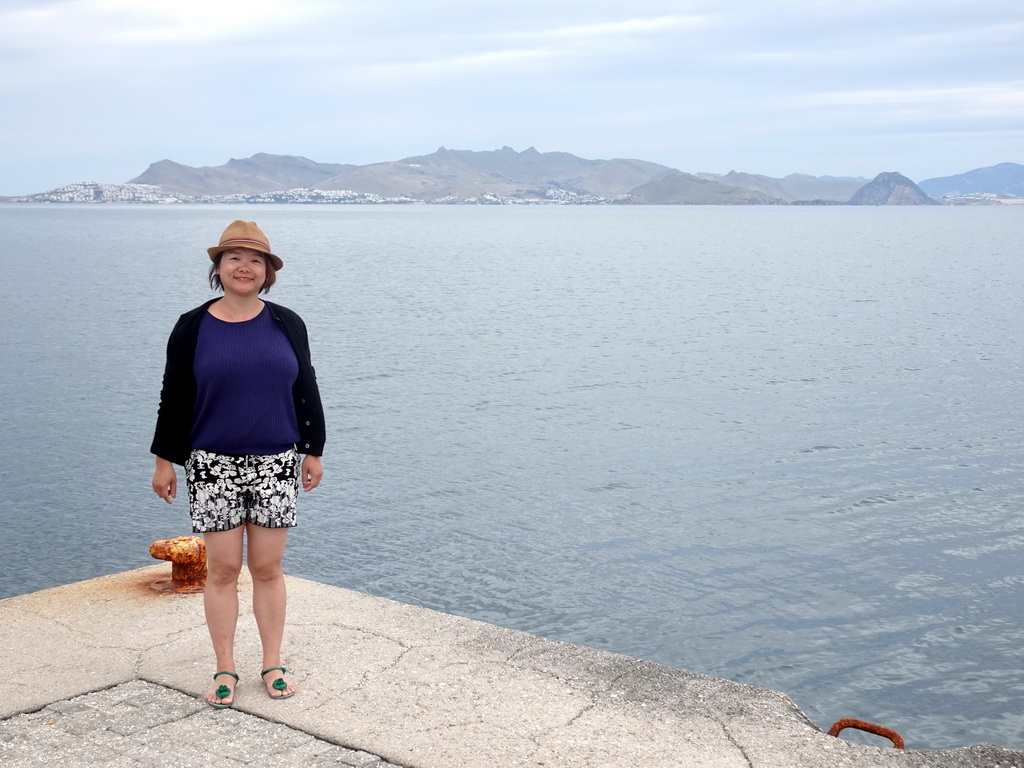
left=43, top=699, right=95, bottom=715
left=0, top=682, right=400, bottom=768
left=281, top=740, right=396, bottom=767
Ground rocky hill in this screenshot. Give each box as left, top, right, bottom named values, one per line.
left=847, top=172, right=938, bottom=205
left=131, top=153, right=354, bottom=195
left=331, top=147, right=668, bottom=199
left=629, top=173, right=786, bottom=204
left=918, top=162, right=1024, bottom=197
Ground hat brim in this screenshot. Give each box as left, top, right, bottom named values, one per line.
left=208, top=245, right=284, bottom=271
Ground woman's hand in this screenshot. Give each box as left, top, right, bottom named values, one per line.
left=300, top=455, right=323, bottom=492
left=152, top=457, right=177, bottom=503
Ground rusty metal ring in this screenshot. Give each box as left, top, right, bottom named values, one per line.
left=828, top=718, right=905, bottom=750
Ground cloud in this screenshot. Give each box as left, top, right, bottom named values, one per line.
left=0, top=0, right=316, bottom=48
left=532, top=14, right=711, bottom=41
left=357, top=47, right=561, bottom=80
left=802, top=82, right=1024, bottom=121
left=347, top=12, right=711, bottom=83
left=896, top=19, right=1024, bottom=51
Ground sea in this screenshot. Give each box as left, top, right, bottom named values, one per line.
left=2, top=202, right=1023, bottom=750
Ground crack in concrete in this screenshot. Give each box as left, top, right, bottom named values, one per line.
left=134, top=624, right=205, bottom=676
left=502, top=643, right=535, bottom=665
left=720, top=721, right=755, bottom=768
left=521, top=670, right=637, bottom=755
left=307, top=643, right=416, bottom=710
left=416, top=717, right=486, bottom=734
left=557, top=668, right=636, bottom=731
left=290, top=620, right=414, bottom=649
left=502, top=657, right=636, bottom=703
left=300, top=642, right=415, bottom=715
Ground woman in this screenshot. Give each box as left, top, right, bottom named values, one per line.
left=151, top=220, right=325, bottom=707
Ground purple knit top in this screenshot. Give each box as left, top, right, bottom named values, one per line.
left=191, top=306, right=300, bottom=456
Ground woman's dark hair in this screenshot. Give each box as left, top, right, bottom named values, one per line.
left=209, top=250, right=277, bottom=294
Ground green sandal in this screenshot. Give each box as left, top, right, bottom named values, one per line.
left=207, top=671, right=239, bottom=709
left=261, top=666, right=295, bottom=699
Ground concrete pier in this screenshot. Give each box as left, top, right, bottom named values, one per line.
left=2, top=566, right=1022, bottom=767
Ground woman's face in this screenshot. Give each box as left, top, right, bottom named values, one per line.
left=217, top=248, right=266, bottom=297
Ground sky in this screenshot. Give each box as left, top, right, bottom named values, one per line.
left=1, top=0, right=1021, bottom=195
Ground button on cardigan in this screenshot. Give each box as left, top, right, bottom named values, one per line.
left=151, top=299, right=326, bottom=466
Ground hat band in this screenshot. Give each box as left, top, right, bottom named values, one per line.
left=219, top=237, right=270, bottom=252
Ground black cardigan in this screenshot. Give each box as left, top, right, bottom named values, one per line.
left=151, top=299, right=326, bottom=466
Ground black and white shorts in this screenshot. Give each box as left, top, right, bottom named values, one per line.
left=185, top=448, right=300, bottom=533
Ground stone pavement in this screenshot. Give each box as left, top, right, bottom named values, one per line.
left=3, top=565, right=1024, bottom=768
left=0, top=680, right=399, bottom=767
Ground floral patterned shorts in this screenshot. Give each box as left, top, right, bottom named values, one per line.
left=185, top=448, right=299, bottom=533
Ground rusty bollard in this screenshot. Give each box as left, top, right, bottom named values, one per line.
left=149, top=536, right=207, bottom=593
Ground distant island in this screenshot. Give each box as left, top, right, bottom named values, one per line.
left=4, top=148, right=1023, bottom=206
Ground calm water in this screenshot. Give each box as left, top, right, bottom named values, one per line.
left=2, top=203, right=1023, bottom=750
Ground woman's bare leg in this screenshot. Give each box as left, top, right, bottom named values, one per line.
left=246, top=523, right=296, bottom=697
left=202, top=527, right=245, bottom=704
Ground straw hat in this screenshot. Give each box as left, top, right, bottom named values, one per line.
left=207, top=220, right=284, bottom=270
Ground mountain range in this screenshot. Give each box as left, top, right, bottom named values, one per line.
left=128, top=147, right=871, bottom=203
left=11, top=148, right=1024, bottom=205
left=127, top=148, right=1024, bottom=204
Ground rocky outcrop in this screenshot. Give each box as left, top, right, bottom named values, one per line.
left=847, top=172, right=938, bottom=205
